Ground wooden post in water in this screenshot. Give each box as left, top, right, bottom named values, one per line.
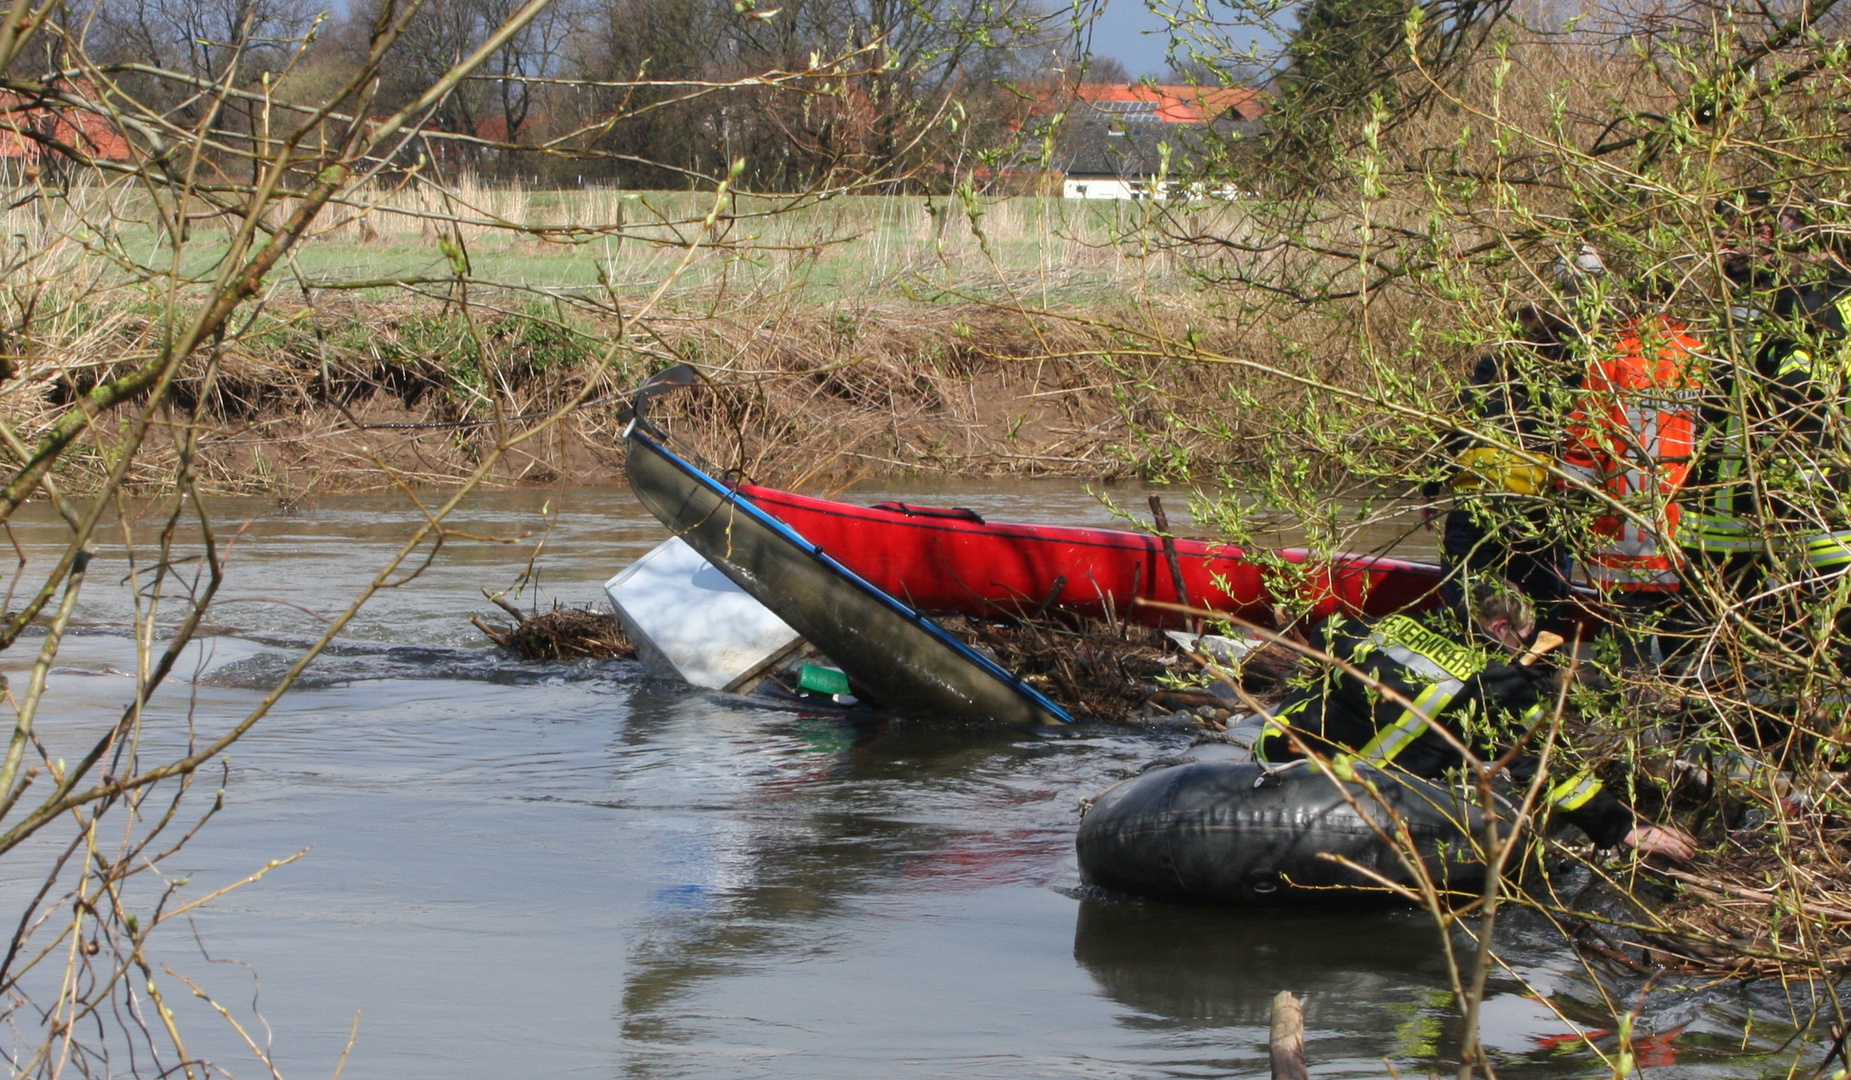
left=1270, top=991, right=1308, bottom=1080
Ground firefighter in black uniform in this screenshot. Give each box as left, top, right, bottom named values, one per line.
left=1254, top=585, right=1696, bottom=860
left=1757, top=278, right=1851, bottom=583
left=1682, top=192, right=1851, bottom=661
left=1430, top=305, right=1579, bottom=636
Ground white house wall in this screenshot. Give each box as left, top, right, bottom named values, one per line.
left=1062, top=178, right=1251, bottom=202
left=1063, top=178, right=1147, bottom=200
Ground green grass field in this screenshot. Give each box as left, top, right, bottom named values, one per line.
left=5, top=182, right=1247, bottom=312
left=288, top=187, right=1245, bottom=306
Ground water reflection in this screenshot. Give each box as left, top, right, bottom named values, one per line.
left=1072, top=900, right=1453, bottom=1029
left=607, top=710, right=1069, bottom=1066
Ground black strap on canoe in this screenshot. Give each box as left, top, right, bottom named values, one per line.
left=871, top=502, right=986, bottom=525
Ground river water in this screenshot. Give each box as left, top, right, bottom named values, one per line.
left=0, top=482, right=1826, bottom=1079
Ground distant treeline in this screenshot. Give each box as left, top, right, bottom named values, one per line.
left=66, top=0, right=1076, bottom=190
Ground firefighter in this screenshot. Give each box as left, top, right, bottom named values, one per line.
left=1760, top=280, right=1851, bottom=587
left=1253, top=584, right=1696, bottom=860
left=1431, top=304, right=1577, bottom=635
left=1685, top=191, right=1851, bottom=660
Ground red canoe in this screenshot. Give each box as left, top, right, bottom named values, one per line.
left=734, top=482, right=1447, bottom=629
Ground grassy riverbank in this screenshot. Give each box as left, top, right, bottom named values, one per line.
left=9, top=183, right=1243, bottom=306
left=0, top=185, right=1375, bottom=495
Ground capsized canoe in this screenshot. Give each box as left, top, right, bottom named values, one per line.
left=736, top=483, right=1445, bottom=628
left=625, top=424, right=1073, bottom=726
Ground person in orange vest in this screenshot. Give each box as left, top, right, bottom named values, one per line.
left=1559, top=257, right=1705, bottom=666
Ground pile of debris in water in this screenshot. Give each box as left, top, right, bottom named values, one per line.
left=473, top=594, right=1300, bottom=729
left=1555, top=770, right=1851, bottom=980
left=472, top=593, right=635, bottom=661
left=933, top=615, right=1303, bottom=725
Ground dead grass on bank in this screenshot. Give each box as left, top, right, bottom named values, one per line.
left=0, top=294, right=1362, bottom=494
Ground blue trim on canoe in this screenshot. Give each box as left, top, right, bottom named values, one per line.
left=637, top=430, right=1077, bottom=724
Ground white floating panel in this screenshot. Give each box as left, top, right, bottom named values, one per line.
left=1164, top=631, right=1263, bottom=666
left=604, top=536, right=805, bottom=691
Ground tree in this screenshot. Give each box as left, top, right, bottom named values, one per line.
left=558, top=0, right=1055, bottom=189
left=333, top=0, right=577, bottom=174
left=1272, top=0, right=1412, bottom=157
left=85, top=0, right=321, bottom=177
left=1080, top=53, right=1130, bottom=83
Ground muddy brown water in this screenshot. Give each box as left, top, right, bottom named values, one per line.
left=0, top=482, right=1825, bottom=1078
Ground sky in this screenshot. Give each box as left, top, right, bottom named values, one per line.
left=1085, top=0, right=1181, bottom=78
left=1078, top=0, right=1275, bottom=82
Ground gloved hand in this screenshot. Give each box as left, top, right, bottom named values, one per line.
left=1479, top=663, right=1545, bottom=713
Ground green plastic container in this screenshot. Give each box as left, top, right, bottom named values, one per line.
left=798, top=664, right=851, bottom=696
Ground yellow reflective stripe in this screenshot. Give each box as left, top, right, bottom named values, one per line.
left=1253, top=713, right=1291, bottom=763
left=1714, top=414, right=1747, bottom=482
left=1684, top=510, right=1751, bottom=534
left=1688, top=410, right=1750, bottom=548
left=1548, top=772, right=1604, bottom=811
left=1372, top=615, right=1484, bottom=681
left=1356, top=682, right=1458, bottom=764
left=1686, top=496, right=1762, bottom=551
left=1807, top=531, right=1851, bottom=569
left=1777, top=347, right=1815, bottom=378
left=1452, top=447, right=1550, bottom=496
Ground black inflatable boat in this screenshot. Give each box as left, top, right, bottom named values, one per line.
left=1076, top=741, right=1507, bottom=908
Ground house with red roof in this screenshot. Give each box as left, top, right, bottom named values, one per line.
left=1027, top=83, right=1265, bottom=200
left=0, top=83, right=131, bottom=170
left=1066, top=83, right=1266, bottom=125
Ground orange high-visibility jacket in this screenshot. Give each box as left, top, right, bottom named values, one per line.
left=1562, top=315, right=1704, bottom=591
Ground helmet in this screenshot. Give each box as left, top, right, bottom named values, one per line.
left=1552, top=243, right=1607, bottom=297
